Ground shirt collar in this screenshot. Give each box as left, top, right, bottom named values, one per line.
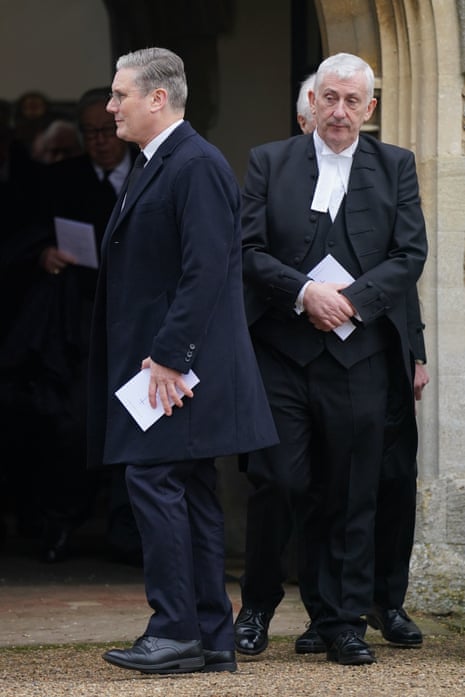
left=313, top=129, right=358, bottom=160
left=142, top=119, right=184, bottom=161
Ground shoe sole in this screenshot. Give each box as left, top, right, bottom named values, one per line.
left=202, top=662, right=237, bottom=672
left=327, top=652, right=376, bottom=666
left=366, top=617, right=423, bottom=647
left=295, top=643, right=327, bottom=655
left=383, top=638, right=423, bottom=647
left=103, top=654, right=205, bottom=674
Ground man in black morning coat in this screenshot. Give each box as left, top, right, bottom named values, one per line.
left=238, top=52, right=427, bottom=665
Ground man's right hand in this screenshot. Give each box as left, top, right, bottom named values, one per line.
left=302, top=282, right=355, bottom=331
left=39, top=246, right=77, bottom=275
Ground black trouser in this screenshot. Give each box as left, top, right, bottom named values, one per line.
left=241, top=347, right=417, bottom=628
left=126, top=458, right=234, bottom=650
left=242, top=346, right=389, bottom=644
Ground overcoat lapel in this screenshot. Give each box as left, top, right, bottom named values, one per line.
left=102, top=122, right=197, bottom=243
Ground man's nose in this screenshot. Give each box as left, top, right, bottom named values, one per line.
left=333, top=99, right=346, bottom=118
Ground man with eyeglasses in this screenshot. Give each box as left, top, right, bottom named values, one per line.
left=3, top=88, right=140, bottom=567
left=35, top=87, right=140, bottom=565
left=40, top=86, right=134, bottom=262
left=88, top=46, right=277, bottom=676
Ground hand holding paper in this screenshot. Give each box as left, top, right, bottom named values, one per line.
left=141, top=357, right=195, bottom=416
left=54, top=217, right=99, bottom=269
left=304, top=254, right=360, bottom=340
left=115, top=368, right=199, bottom=431
left=303, top=280, right=354, bottom=336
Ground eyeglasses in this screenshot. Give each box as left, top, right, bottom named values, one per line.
left=107, top=90, right=141, bottom=105
left=81, top=125, right=117, bottom=140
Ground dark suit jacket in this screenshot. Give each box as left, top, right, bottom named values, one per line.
left=87, top=121, right=278, bottom=469
left=242, top=132, right=428, bottom=380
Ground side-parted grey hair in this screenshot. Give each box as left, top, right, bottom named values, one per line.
left=116, top=47, right=188, bottom=111
left=314, top=53, right=375, bottom=105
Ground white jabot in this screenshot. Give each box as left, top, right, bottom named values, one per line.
left=311, top=131, right=357, bottom=221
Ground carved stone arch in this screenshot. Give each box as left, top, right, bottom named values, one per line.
left=312, top=1, right=382, bottom=135
left=314, top=0, right=381, bottom=74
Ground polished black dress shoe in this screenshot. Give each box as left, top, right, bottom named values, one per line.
left=366, top=606, right=423, bottom=646
left=234, top=607, right=274, bottom=655
left=295, top=623, right=326, bottom=654
left=327, top=631, right=376, bottom=665
left=102, top=636, right=204, bottom=674
left=202, top=649, right=237, bottom=672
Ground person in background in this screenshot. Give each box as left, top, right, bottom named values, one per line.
left=296, top=73, right=316, bottom=134
left=31, top=119, right=83, bottom=164
left=0, top=88, right=139, bottom=565
left=238, top=52, right=427, bottom=665
left=234, top=71, right=320, bottom=657
left=36, top=87, right=138, bottom=564
left=11, top=91, right=53, bottom=159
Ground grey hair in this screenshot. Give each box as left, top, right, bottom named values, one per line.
left=296, top=73, right=316, bottom=121
left=314, top=53, right=375, bottom=104
left=116, top=47, right=188, bottom=111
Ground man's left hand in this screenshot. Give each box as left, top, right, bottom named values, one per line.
left=141, top=357, right=194, bottom=416
left=414, top=363, right=430, bottom=401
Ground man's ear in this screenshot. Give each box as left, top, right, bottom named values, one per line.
left=364, top=97, right=377, bottom=122
left=150, top=88, right=168, bottom=111
left=309, top=90, right=316, bottom=113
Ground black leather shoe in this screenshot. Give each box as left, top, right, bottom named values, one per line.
left=327, top=631, right=376, bottom=665
left=102, top=636, right=204, bottom=674
left=202, top=649, right=237, bottom=672
left=295, top=623, right=326, bottom=654
left=366, top=606, right=423, bottom=646
left=234, top=607, right=274, bottom=655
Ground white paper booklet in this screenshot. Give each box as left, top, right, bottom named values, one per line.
left=307, top=253, right=360, bottom=340
left=54, top=216, right=99, bottom=269
left=115, top=368, right=200, bottom=431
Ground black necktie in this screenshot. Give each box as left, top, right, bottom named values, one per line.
left=125, top=152, right=147, bottom=198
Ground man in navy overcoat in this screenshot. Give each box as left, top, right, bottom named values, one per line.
left=87, top=47, right=277, bottom=675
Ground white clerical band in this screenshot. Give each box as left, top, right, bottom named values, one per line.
left=311, top=154, right=348, bottom=221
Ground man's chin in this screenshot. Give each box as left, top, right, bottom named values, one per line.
left=115, top=125, right=128, bottom=141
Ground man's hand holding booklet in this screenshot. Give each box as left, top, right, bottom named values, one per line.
left=307, top=254, right=361, bottom=340
left=115, top=368, right=200, bottom=431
